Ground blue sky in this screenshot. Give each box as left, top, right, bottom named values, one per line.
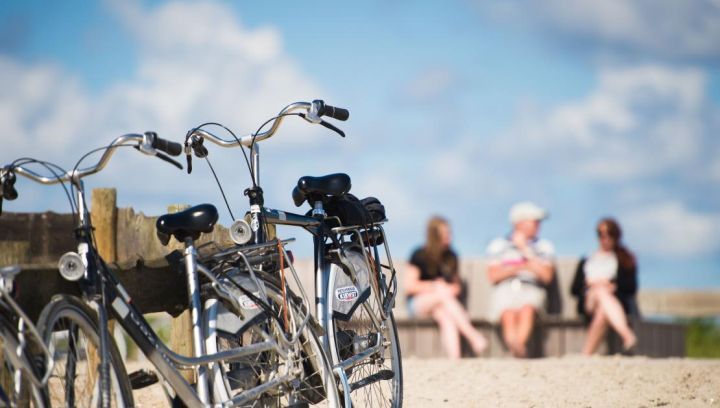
left=1, top=0, right=719, bottom=289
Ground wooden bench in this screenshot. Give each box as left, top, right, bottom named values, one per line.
left=396, top=316, right=686, bottom=358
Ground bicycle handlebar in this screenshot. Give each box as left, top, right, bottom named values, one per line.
left=185, top=100, right=349, bottom=151
left=0, top=132, right=182, bottom=199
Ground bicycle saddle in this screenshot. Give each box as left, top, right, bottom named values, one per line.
left=156, top=203, right=218, bottom=245
left=292, top=173, right=351, bottom=207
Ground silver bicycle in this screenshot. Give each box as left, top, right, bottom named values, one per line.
left=185, top=100, right=403, bottom=407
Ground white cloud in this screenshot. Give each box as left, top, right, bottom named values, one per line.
left=495, top=65, right=710, bottom=181
left=0, top=58, right=90, bottom=158
left=352, top=173, right=427, bottom=228
left=1, top=0, right=325, bottom=213
left=622, top=201, right=720, bottom=256
left=103, top=0, right=322, bottom=141
left=475, top=0, right=720, bottom=60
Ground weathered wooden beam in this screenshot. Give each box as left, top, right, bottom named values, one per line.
left=0, top=240, right=30, bottom=265
left=0, top=212, right=75, bottom=265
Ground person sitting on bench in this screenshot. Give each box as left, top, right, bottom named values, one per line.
left=405, top=216, right=488, bottom=359
left=571, top=217, right=638, bottom=355
left=486, top=202, right=555, bottom=358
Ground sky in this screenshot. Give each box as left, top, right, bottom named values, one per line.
left=1, top=0, right=719, bottom=289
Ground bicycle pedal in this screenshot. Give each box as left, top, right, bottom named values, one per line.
left=128, top=368, right=159, bottom=389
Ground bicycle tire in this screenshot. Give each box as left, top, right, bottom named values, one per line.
left=327, top=246, right=403, bottom=407
left=0, top=313, right=46, bottom=407
left=37, top=295, right=134, bottom=408
left=204, top=270, right=339, bottom=407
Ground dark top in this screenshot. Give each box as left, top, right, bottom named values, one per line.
left=570, top=256, right=639, bottom=320
left=408, top=247, right=467, bottom=304
left=409, top=247, right=459, bottom=281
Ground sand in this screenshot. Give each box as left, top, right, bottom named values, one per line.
left=128, top=356, right=720, bottom=407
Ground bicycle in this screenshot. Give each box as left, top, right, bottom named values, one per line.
left=0, top=265, right=53, bottom=407
left=185, top=100, right=403, bottom=407
left=0, top=132, right=338, bottom=407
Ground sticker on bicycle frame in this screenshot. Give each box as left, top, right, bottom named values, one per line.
left=336, top=286, right=359, bottom=302
left=112, top=297, right=130, bottom=319
left=239, top=294, right=259, bottom=310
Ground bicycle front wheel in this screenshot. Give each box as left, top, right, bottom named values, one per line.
left=37, top=295, right=133, bottom=408
left=327, top=247, right=403, bottom=407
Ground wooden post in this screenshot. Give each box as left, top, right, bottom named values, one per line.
left=89, top=189, right=118, bottom=382
left=167, top=204, right=195, bottom=383
left=91, top=188, right=117, bottom=263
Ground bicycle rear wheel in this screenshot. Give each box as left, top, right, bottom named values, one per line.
left=37, top=295, right=133, bottom=408
left=204, top=271, right=339, bottom=407
left=327, top=246, right=403, bottom=407
left=0, top=314, right=45, bottom=407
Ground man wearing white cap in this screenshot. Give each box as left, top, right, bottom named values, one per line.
left=486, top=201, right=555, bottom=357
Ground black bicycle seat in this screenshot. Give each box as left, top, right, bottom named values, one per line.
left=156, top=203, right=218, bottom=245
left=292, top=173, right=351, bottom=207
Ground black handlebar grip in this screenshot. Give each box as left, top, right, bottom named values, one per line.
left=318, top=102, right=349, bottom=121
left=148, top=132, right=183, bottom=156
left=2, top=172, right=18, bottom=201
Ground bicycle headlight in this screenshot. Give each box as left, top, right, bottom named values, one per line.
left=58, top=252, right=86, bottom=281
left=229, top=219, right=252, bottom=245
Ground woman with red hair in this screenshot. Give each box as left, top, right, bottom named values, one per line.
left=572, top=218, right=638, bottom=355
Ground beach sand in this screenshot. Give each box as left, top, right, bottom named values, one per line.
left=128, top=356, right=720, bottom=407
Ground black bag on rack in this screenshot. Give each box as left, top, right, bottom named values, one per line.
left=325, top=194, right=387, bottom=226
left=360, top=196, right=386, bottom=223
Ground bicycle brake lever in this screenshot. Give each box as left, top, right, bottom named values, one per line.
left=155, top=151, right=184, bottom=170
left=319, top=120, right=345, bottom=138
left=185, top=143, right=193, bottom=174
left=133, top=145, right=183, bottom=169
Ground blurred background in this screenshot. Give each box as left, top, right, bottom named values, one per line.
left=1, top=0, right=718, bottom=294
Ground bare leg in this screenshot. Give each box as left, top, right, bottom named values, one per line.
left=595, top=288, right=636, bottom=349
left=582, top=307, right=608, bottom=355
left=500, top=310, right=519, bottom=356
left=514, top=305, right=536, bottom=358
left=438, top=297, right=488, bottom=354
left=411, top=291, right=449, bottom=316
left=432, top=307, right=461, bottom=359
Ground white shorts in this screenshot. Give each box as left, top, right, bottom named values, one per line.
left=488, top=279, right=546, bottom=322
